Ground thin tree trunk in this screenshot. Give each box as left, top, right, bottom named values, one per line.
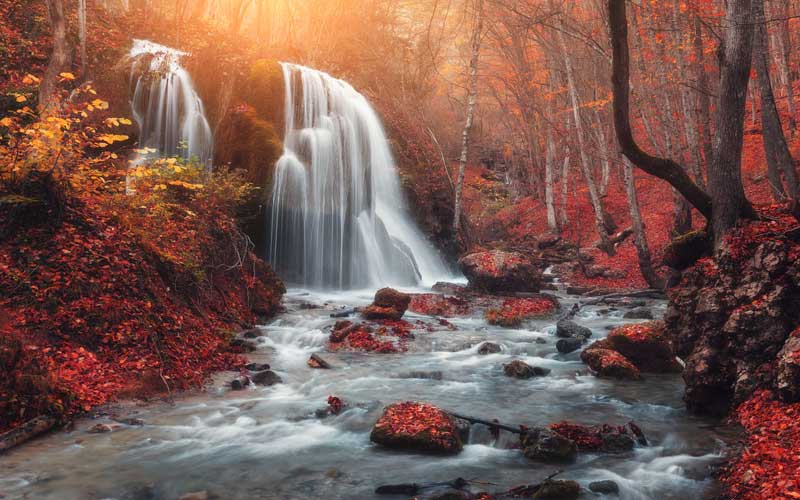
left=753, top=0, right=798, bottom=201
left=693, top=14, right=712, bottom=187
left=624, top=157, right=664, bottom=289
left=39, top=0, right=69, bottom=114
left=774, top=0, right=796, bottom=136
left=453, top=0, right=483, bottom=238
left=673, top=1, right=703, bottom=188
left=545, top=125, right=558, bottom=232
left=557, top=22, right=613, bottom=254
left=78, top=0, right=87, bottom=79
left=560, top=152, right=570, bottom=228
left=708, top=0, right=757, bottom=244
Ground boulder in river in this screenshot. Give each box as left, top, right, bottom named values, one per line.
left=622, top=307, right=654, bottom=320
left=477, top=342, right=502, bottom=355
left=520, top=428, right=578, bottom=463
left=589, top=480, right=620, bottom=494
left=503, top=360, right=550, bottom=378
left=251, top=370, right=282, bottom=386
left=362, top=288, right=411, bottom=320
left=607, top=321, right=681, bottom=373
left=245, top=362, right=270, bottom=372
left=556, top=338, right=582, bottom=354
left=308, top=353, right=332, bottom=369
left=555, top=319, right=592, bottom=340
left=370, top=401, right=463, bottom=454
left=550, top=421, right=643, bottom=452
left=581, top=341, right=641, bottom=380
left=458, top=250, right=541, bottom=294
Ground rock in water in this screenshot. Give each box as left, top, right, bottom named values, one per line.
left=308, top=353, right=332, bottom=369
left=622, top=307, right=654, bottom=320
left=370, top=402, right=463, bottom=454
left=520, top=429, right=578, bottom=463
left=251, top=370, right=283, bottom=386
left=362, top=288, right=411, bottom=320
left=556, top=338, right=582, bottom=354
left=477, top=342, right=502, bottom=355
left=589, top=480, right=620, bottom=494
left=555, top=319, right=592, bottom=340
left=532, top=480, right=581, bottom=499
left=607, top=321, right=681, bottom=373
left=458, top=250, right=541, bottom=294
left=581, top=340, right=641, bottom=380
left=503, top=360, right=550, bottom=378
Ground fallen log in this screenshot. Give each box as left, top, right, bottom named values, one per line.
left=0, top=415, right=57, bottom=453
left=445, top=411, right=539, bottom=436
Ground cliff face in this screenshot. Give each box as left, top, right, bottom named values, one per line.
left=665, top=212, right=800, bottom=417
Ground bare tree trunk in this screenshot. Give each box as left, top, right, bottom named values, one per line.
left=774, top=0, right=796, bottom=136
left=453, top=0, right=483, bottom=238
left=708, top=0, right=757, bottom=244
left=558, top=22, right=613, bottom=253
left=624, top=157, right=664, bottom=289
left=693, top=15, right=712, bottom=187
left=560, top=152, right=570, bottom=228
left=39, top=0, right=70, bottom=114
left=545, top=125, right=558, bottom=232
left=753, top=0, right=798, bottom=201
left=78, top=0, right=87, bottom=79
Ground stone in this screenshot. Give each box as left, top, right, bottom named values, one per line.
left=245, top=362, right=270, bottom=372
left=230, top=377, right=250, bottom=390
left=589, top=480, right=620, bottom=494
left=240, top=328, right=262, bottom=339
left=308, top=353, right=331, bottom=369
left=622, top=307, right=654, bottom=320
left=458, top=250, right=541, bottom=294
left=250, top=370, right=283, bottom=386
left=555, top=319, right=592, bottom=340
left=600, top=432, right=636, bottom=453
left=556, top=337, right=582, bottom=354
left=607, top=322, right=681, bottom=373
left=503, top=360, right=549, bottom=378
left=477, top=342, right=502, bottom=355
left=776, top=334, right=800, bottom=403
left=87, top=423, right=113, bottom=434
left=362, top=288, right=412, bottom=320
left=521, top=429, right=578, bottom=463
left=370, top=402, right=463, bottom=454
left=230, top=338, right=257, bottom=352
left=531, top=480, right=581, bottom=499
left=581, top=342, right=641, bottom=380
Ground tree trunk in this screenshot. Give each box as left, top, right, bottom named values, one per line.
left=560, top=152, right=570, bottom=228
left=708, top=0, right=757, bottom=244
left=693, top=14, right=712, bottom=187
left=78, top=0, right=87, bottom=79
left=753, top=0, right=798, bottom=201
left=39, top=0, right=69, bottom=114
left=624, top=157, right=664, bottom=289
left=557, top=21, right=613, bottom=254
left=774, top=0, right=796, bottom=136
left=545, top=125, right=558, bottom=232
left=453, top=0, right=483, bottom=238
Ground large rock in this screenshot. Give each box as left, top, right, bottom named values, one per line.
left=607, top=322, right=681, bottom=373
left=555, top=320, right=592, bottom=340
left=458, top=250, right=541, bottom=294
left=556, top=337, right=582, bottom=354
left=370, top=402, right=463, bottom=454
left=503, top=360, right=550, bottom=378
left=362, top=288, right=411, bottom=320
left=776, top=333, right=800, bottom=402
left=581, top=341, right=641, bottom=380
left=520, top=429, right=577, bottom=463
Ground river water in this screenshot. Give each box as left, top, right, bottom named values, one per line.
left=0, top=285, right=731, bottom=500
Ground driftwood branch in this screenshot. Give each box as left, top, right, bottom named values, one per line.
left=0, top=416, right=57, bottom=453
left=446, top=411, right=539, bottom=436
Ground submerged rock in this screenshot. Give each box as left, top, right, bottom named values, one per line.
left=477, top=342, right=502, bottom=355
left=589, top=480, right=620, bottom=494
left=370, top=402, right=463, bottom=454
left=622, top=307, right=654, bottom=320
left=503, top=360, right=550, bottom=378
left=251, top=370, right=282, bottom=386
left=458, top=250, right=541, bottom=294
left=245, top=362, right=270, bottom=372
left=530, top=480, right=581, bottom=499
left=520, top=428, right=578, bottom=463
left=556, top=337, right=582, bottom=354
left=362, top=288, right=411, bottom=320
left=555, top=319, right=592, bottom=340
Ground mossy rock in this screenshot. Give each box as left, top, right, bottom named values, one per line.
left=662, top=230, right=711, bottom=270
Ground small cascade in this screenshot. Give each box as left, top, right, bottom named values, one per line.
left=267, top=63, right=447, bottom=289
left=128, top=40, right=213, bottom=169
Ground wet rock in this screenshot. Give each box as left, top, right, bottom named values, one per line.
left=414, top=488, right=473, bottom=500
left=409, top=293, right=470, bottom=317
left=230, top=376, right=250, bottom=390
left=566, top=285, right=593, bottom=296
left=477, top=342, right=502, bottom=355
left=530, top=480, right=581, bottom=499
left=362, top=287, right=411, bottom=320
left=116, top=417, right=144, bottom=426
left=245, top=362, right=270, bottom=372
left=308, top=353, right=332, bottom=369
left=581, top=342, right=641, bottom=380
left=240, top=328, right=262, bottom=339
left=330, top=320, right=368, bottom=343
left=432, top=282, right=469, bottom=295
left=250, top=370, right=282, bottom=386
left=520, top=429, right=578, bottom=463
left=601, top=432, right=636, bottom=453
left=458, top=250, right=541, bottom=294
left=776, top=333, right=800, bottom=402
left=589, top=480, right=620, bottom=494
left=556, top=337, right=582, bottom=354
left=555, top=319, right=592, bottom=340
left=400, top=371, right=443, bottom=380
left=622, top=307, right=653, bottom=320
left=87, top=423, right=113, bottom=434
left=534, top=337, right=548, bottom=344
left=607, top=322, right=681, bottom=373
left=503, top=360, right=550, bottom=378
left=230, top=338, right=257, bottom=352
left=370, top=402, right=463, bottom=454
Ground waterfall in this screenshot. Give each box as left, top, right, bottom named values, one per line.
left=267, top=63, right=447, bottom=290
left=129, top=40, right=213, bottom=169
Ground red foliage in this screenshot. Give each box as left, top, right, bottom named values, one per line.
left=327, top=396, right=344, bottom=415
left=327, top=320, right=417, bottom=353
left=408, top=293, right=470, bottom=317
left=550, top=421, right=638, bottom=451
left=724, top=390, right=800, bottom=500
left=485, top=297, right=557, bottom=327
left=372, top=401, right=460, bottom=452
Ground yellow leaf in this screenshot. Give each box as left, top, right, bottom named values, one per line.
left=91, top=99, right=109, bottom=110
left=0, top=117, right=13, bottom=127
left=15, top=95, right=27, bottom=103
left=22, top=74, right=41, bottom=85
left=119, top=118, right=133, bottom=126
left=59, top=72, right=76, bottom=81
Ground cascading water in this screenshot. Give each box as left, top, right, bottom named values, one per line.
left=267, top=63, right=447, bottom=289
left=128, top=40, right=213, bottom=169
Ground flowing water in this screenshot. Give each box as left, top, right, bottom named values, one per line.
left=0, top=284, right=731, bottom=500
left=267, top=63, right=447, bottom=289
left=129, top=40, right=214, bottom=170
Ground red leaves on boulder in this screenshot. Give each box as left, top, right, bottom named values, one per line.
left=328, top=320, right=417, bottom=353
left=408, top=293, right=470, bottom=317
left=607, top=321, right=681, bottom=373
left=485, top=297, right=557, bottom=327
left=724, top=390, right=800, bottom=500
left=370, top=401, right=462, bottom=454
left=327, top=396, right=344, bottom=415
